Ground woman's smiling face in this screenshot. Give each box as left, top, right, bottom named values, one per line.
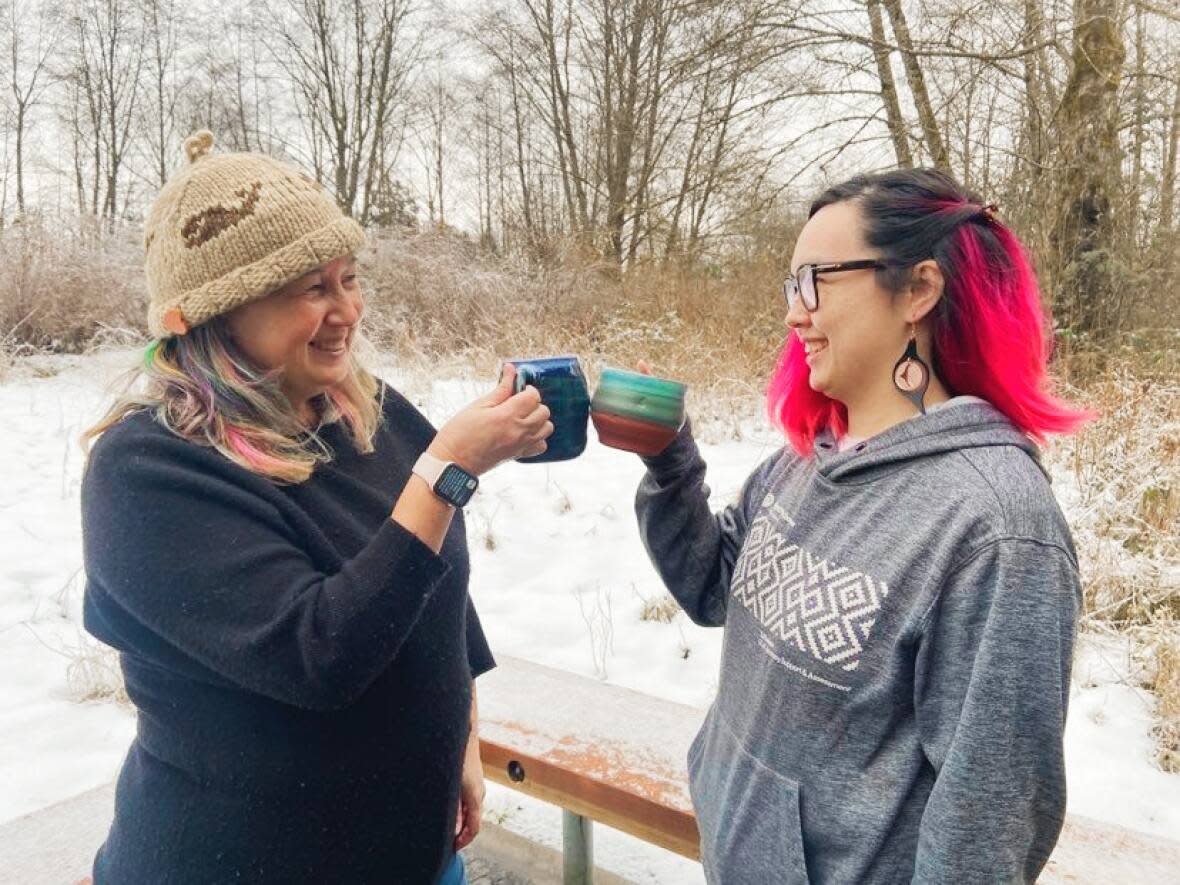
left=224, top=255, right=363, bottom=415
left=786, top=200, right=911, bottom=407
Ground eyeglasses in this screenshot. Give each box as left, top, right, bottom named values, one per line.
left=783, top=259, right=907, bottom=312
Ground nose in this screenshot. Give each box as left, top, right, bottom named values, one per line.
left=784, top=290, right=811, bottom=332
left=327, top=280, right=363, bottom=326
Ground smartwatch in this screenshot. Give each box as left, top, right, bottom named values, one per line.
left=412, top=451, right=479, bottom=508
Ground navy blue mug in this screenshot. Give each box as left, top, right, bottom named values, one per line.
left=502, top=356, right=590, bottom=463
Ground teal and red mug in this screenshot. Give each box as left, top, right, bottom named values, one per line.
left=591, top=367, right=687, bottom=456
left=501, top=356, right=591, bottom=463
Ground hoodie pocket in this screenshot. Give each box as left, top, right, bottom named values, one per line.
left=688, top=712, right=810, bottom=885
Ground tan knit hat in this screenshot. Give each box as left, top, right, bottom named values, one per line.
left=143, top=131, right=366, bottom=337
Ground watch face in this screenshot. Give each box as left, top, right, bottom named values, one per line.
left=436, top=464, right=478, bottom=507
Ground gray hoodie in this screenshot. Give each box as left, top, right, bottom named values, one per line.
left=636, top=401, right=1080, bottom=884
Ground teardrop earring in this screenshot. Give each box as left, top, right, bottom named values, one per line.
left=892, top=324, right=930, bottom=415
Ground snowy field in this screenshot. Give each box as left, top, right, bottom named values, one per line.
left=1, top=350, right=1177, bottom=882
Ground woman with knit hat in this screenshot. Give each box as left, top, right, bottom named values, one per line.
left=79, top=132, right=551, bottom=884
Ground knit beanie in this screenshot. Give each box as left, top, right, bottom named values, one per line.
left=143, top=131, right=366, bottom=337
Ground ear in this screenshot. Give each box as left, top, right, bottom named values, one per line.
left=906, top=259, right=944, bottom=324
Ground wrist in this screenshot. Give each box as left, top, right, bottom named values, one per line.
left=465, top=729, right=481, bottom=756
left=427, top=437, right=471, bottom=473
left=408, top=472, right=455, bottom=511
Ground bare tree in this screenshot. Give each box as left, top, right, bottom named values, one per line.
left=270, top=0, right=421, bottom=224
left=879, top=0, right=949, bottom=172
left=4, top=0, right=57, bottom=217
left=1018, top=0, right=1056, bottom=181
left=414, top=71, right=456, bottom=226
left=176, top=5, right=283, bottom=158
left=140, top=0, right=186, bottom=186
left=0, top=0, right=1172, bottom=345
left=470, top=0, right=786, bottom=263
left=866, top=0, right=912, bottom=167
left=65, top=0, right=146, bottom=223
left=1160, top=67, right=1180, bottom=231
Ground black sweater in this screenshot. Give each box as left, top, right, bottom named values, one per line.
left=81, top=384, right=494, bottom=884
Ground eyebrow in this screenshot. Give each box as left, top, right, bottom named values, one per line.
left=291, top=270, right=325, bottom=289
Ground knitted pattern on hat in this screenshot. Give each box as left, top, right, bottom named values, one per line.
left=143, top=131, right=366, bottom=337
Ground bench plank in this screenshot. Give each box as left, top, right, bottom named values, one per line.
left=481, top=737, right=700, bottom=858
left=477, top=656, right=702, bottom=857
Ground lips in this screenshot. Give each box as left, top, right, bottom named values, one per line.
left=309, top=339, right=348, bottom=355
left=800, top=338, right=828, bottom=358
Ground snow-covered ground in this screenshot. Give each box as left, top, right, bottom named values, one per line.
left=1, top=351, right=1177, bottom=882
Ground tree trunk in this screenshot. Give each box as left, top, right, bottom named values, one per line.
left=1020, top=0, right=1052, bottom=178
left=1048, top=0, right=1126, bottom=336
left=1160, top=75, right=1180, bottom=230
left=866, top=0, right=912, bottom=167
left=1128, top=4, right=1147, bottom=241
left=14, top=106, right=25, bottom=215
left=880, top=0, right=948, bottom=172
left=603, top=2, right=648, bottom=263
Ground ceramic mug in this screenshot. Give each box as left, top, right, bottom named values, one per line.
left=502, top=356, right=591, bottom=463
left=590, top=367, right=687, bottom=455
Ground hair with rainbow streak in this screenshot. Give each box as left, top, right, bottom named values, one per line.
left=768, top=167, right=1094, bottom=456
left=84, top=317, right=382, bottom=483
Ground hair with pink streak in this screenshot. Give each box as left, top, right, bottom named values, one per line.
left=768, top=168, right=1093, bottom=455
left=84, top=316, right=383, bottom=483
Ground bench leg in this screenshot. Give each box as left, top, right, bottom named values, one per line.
left=562, top=809, right=594, bottom=885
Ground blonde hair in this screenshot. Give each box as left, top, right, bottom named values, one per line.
left=84, top=318, right=383, bottom=484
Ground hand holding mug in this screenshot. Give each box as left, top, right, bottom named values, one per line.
left=430, top=365, right=554, bottom=475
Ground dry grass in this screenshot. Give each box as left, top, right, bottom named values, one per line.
left=1047, top=348, right=1180, bottom=629
left=0, top=221, right=147, bottom=352
left=1148, top=635, right=1180, bottom=772
left=65, top=639, right=131, bottom=707
left=1047, top=344, right=1180, bottom=769
left=639, top=593, right=681, bottom=624
left=359, top=228, right=783, bottom=418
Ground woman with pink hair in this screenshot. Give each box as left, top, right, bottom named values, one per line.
left=636, top=168, right=1091, bottom=884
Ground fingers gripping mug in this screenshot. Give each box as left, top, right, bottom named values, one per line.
left=502, top=356, right=591, bottom=463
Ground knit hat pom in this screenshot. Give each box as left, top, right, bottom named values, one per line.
left=184, top=130, right=215, bottom=164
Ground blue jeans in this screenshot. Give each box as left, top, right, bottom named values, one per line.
left=439, top=854, right=467, bottom=885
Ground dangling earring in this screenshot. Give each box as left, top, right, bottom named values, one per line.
left=892, top=324, right=930, bottom=415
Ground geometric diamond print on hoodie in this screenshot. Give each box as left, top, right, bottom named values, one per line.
left=732, top=513, right=890, bottom=672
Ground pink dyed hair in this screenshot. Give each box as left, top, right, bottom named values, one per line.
left=768, top=169, right=1093, bottom=456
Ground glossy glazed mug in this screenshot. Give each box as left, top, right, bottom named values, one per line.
left=590, top=367, right=687, bottom=455
left=502, top=356, right=591, bottom=463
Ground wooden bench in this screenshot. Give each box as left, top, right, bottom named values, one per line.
left=478, top=655, right=702, bottom=880
left=478, top=656, right=1180, bottom=884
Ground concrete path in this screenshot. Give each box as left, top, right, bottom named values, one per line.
left=0, top=781, right=631, bottom=885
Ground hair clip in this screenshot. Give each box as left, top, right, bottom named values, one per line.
left=981, top=203, right=1000, bottom=221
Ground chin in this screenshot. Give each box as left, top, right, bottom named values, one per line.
left=315, top=364, right=351, bottom=387
left=807, top=370, right=832, bottom=396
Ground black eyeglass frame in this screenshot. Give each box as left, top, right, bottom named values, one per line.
left=782, top=259, right=911, bottom=312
